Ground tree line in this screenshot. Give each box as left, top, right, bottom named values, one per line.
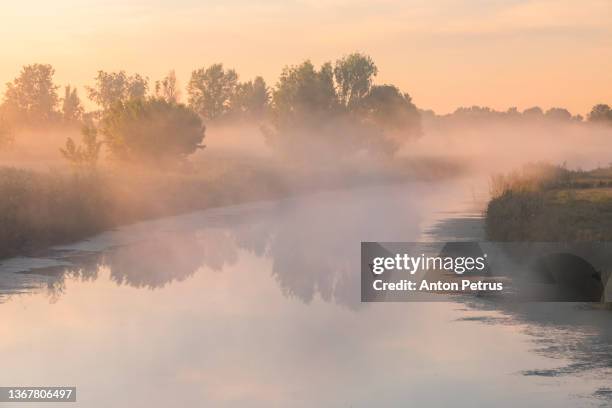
left=423, top=105, right=587, bottom=123
left=0, top=53, right=423, bottom=165
left=1, top=54, right=610, bottom=165
left=424, top=103, right=612, bottom=126
left=0, top=64, right=268, bottom=125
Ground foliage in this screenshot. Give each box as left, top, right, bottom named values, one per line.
left=188, top=64, right=238, bottom=120
left=1, top=64, right=59, bottom=125
left=486, top=189, right=612, bottom=242
left=155, top=70, right=180, bottom=103
left=334, top=53, right=378, bottom=109
left=488, top=163, right=571, bottom=199
left=430, top=104, right=585, bottom=125
left=0, top=117, right=14, bottom=148
left=271, top=60, right=337, bottom=126
left=87, top=71, right=149, bottom=110
left=522, top=106, right=544, bottom=118
left=61, top=85, right=85, bottom=123
left=266, top=56, right=421, bottom=158
left=230, top=76, right=269, bottom=118
left=0, top=167, right=111, bottom=259
left=486, top=164, right=612, bottom=241
left=100, top=98, right=205, bottom=164
left=545, top=107, right=571, bottom=121
left=452, top=106, right=494, bottom=119
left=0, top=156, right=294, bottom=260
left=360, top=85, right=420, bottom=131
left=588, top=104, right=612, bottom=123
left=60, top=125, right=103, bottom=169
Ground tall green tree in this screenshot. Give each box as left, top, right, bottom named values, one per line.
left=86, top=71, right=148, bottom=110
left=334, top=53, right=378, bottom=109
left=2, top=64, right=59, bottom=124
left=230, top=76, right=268, bottom=118
left=271, top=60, right=337, bottom=126
left=267, top=57, right=420, bottom=158
left=61, top=85, right=85, bottom=123
left=188, top=64, right=238, bottom=120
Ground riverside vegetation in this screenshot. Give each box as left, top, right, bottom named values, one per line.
left=0, top=53, right=444, bottom=259
left=486, top=163, right=612, bottom=241
left=0, top=155, right=461, bottom=259
left=1, top=53, right=612, bottom=259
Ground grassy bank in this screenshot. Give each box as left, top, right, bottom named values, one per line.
left=0, top=155, right=464, bottom=260
left=485, top=164, right=612, bottom=241
left=0, top=161, right=288, bottom=259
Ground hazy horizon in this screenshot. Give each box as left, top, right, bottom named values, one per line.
left=1, top=0, right=611, bottom=115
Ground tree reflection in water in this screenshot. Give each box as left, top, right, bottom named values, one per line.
left=1, top=185, right=425, bottom=309
left=1, top=187, right=612, bottom=403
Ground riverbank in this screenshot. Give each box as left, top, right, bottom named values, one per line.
left=485, top=164, right=612, bottom=241
left=0, top=155, right=464, bottom=260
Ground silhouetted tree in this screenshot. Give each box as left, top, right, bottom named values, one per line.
left=187, top=64, right=238, bottom=120
left=588, top=104, right=612, bottom=124
left=545, top=107, right=572, bottom=121
left=230, top=76, right=268, bottom=118
left=87, top=71, right=148, bottom=110
left=334, top=52, right=378, bottom=109
left=506, top=107, right=520, bottom=117
left=155, top=70, right=180, bottom=103
left=452, top=106, right=495, bottom=120
left=100, top=98, right=204, bottom=164
left=428, top=104, right=587, bottom=128
left=360, top=85, right=420, bottom=131
left=266, top=57, right=420, bottom=158
left=271, top=60, right=337, bottom=126
left=1, top=64, right=59, bottom=125
left=61, top=85, right=84, bottom=123
left=523, top=106, right=544, bottom=118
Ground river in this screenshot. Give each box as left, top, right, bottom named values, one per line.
left=0, top=181, right=611, bottom=407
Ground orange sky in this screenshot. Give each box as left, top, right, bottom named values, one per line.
left=1, top=0, right=611, bottom=115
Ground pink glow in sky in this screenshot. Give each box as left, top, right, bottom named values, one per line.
left=1, top=0, right=611, bottom=114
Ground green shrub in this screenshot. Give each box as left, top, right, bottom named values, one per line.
left=101, top=98, right=205, bottom=165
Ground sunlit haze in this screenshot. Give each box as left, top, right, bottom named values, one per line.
left=2, top=1, right=612, bottom=406
left=2, top=0, right=611, bottom=114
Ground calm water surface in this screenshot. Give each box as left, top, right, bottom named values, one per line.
left=1, top=181, right=611, bottom=407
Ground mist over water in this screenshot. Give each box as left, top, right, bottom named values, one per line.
left=0, top=1, right=611, bottom=405
left=2, top=92, right=612, bottom=407
left=3, top=109, right=611, bottom=192
left=411, top=118, right=612, bottom=185
left=1, top=178, right=611, bottom=406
